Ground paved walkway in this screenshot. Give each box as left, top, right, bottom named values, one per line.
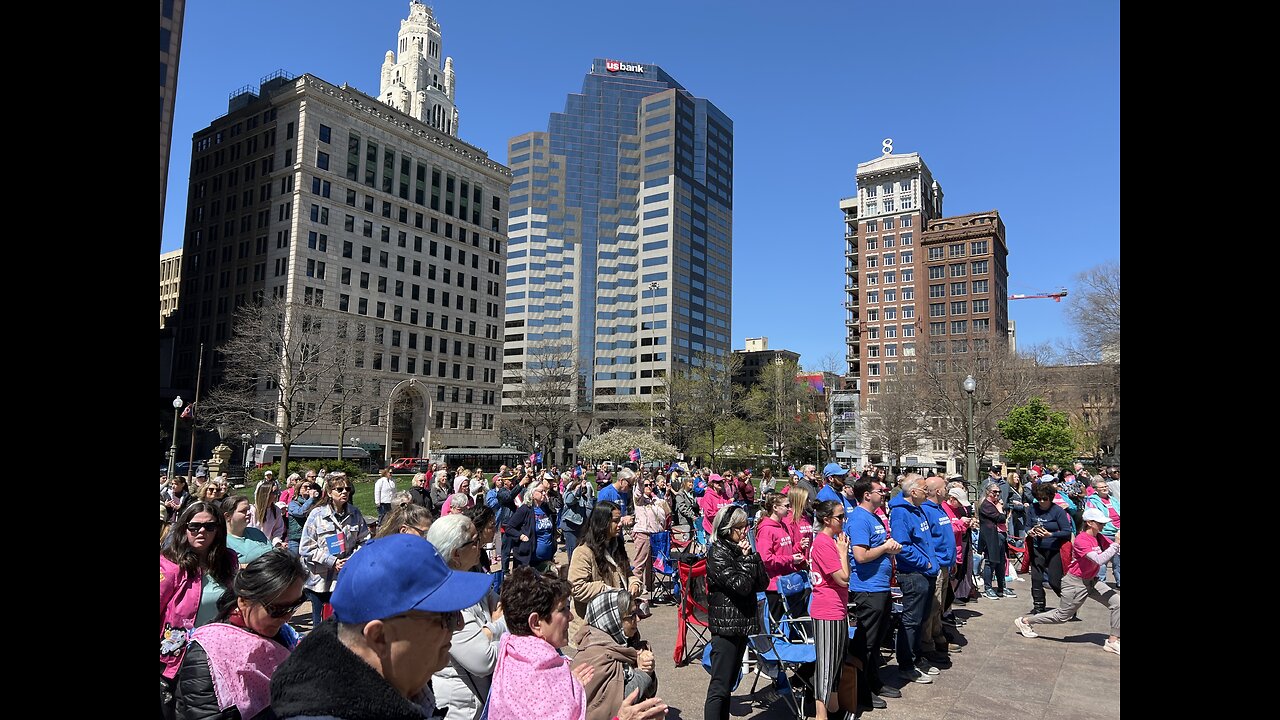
left=634, top=576, right=1120, bottom=720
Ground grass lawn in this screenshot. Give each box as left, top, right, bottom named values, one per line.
left=350, top=474, right=419, bottom=518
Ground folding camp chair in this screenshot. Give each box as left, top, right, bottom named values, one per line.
left=748, top=592, right=817, bottom=719
left=673, top=558, right=712, bottom=666
left=649, top=531, right=677, bottom=604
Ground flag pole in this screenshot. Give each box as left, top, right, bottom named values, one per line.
left=187, top=343, right=205, bottom=477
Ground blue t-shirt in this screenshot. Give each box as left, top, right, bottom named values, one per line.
left=534, top=507, right=555, bottom=562
left=847, top=506, right=893, bottom=592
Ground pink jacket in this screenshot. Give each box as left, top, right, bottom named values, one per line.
left=160, top=549, right=238, bottom=679
left=756, top=516, right=805, bottom=590
left=698, top=488, right=734, bottom=533
left=487, top=633, right=586, bottom=720
left=940, top=502, right=967, bottom=562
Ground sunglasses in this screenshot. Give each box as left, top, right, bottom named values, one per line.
left=187, top=521, right=220, bottom=533
left=331, top=487, right=352, bottom=494
left=263, top=596, right=306, bottom=619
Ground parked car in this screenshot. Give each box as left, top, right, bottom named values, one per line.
left=389, top=457, right=425, bottom=473
left=159, top=461, right=203, bottom=478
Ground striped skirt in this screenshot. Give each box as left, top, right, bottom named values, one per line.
left=813, top=617, right=849, bottom=701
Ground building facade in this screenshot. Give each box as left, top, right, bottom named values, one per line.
left=502, top=58, right=733, bottom=459
left=378, top=2, right=459, bottom=137
left=732, top=337, right=800, bottom=391
left=171, top=29, right=509, bottom=458
left=161, top=0, right=186, bottom=244
left=161, top=249, right=183, bottom=328
left=841, top=150, right=1009, bottom=467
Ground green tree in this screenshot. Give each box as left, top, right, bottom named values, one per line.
left=998, top=397, right=1075, bottom=467
left=744, top=358, right=815, bottom=464
left=690, top=416, right=766, bottom=468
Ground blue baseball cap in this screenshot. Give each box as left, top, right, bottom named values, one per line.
left=330, top=535, right=492, bottom=624
left=823, top=462, right=849, bottom=477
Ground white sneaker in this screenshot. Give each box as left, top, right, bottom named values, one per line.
left=1102, top=639, right=1120, bottom=656
left=1013, top=616, right=1039, bottom=638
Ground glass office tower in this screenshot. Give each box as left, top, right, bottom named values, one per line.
left=503, top=58, right=733, bottom=440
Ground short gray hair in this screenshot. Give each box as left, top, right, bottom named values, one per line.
left=426, top=514, right=477, bottom=570
left=449, top=492, right=470, bottom=509
left=901, top=473, right=923, bottom=495
left=394, top=490, right=413, bottom=506
left=712, top=504, right=747, bottom=544
left=522, top=482, right=542, bottom=504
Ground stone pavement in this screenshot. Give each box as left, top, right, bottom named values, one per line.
left=628, top=576, right=1120, bottom=720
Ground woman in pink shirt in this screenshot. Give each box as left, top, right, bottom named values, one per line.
left=1013, top=508, right=1120, bottom=656
left=755, top=492, right=807, bottom=624
left=809, top=500, right=851, bottom=720
left=698, top=474, right=734, bottom=535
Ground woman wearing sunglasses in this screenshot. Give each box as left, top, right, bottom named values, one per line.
left=299, top=473, right=370, bottom=630
left=160, top=502, right=239, bottom=719
left=428, top=514, right=506, bottom=720
left=175, top=549, right=306, bottom=720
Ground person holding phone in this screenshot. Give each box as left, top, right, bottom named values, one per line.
left=298, top=473, right=369, bottom=629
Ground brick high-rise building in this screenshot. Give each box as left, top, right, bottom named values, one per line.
left=840, top=150, right=1009, bottom=466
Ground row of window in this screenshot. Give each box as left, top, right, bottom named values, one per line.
left=926, top=261, right=990, bottom=278
left=864, top=233, right=913, bottom=250
left=927, top=300, right=992, bottom=317
left=863, top=216, right=913, bottom=233
left=860, top=323, right=916, bottom=339
left=864, top=251, right=913, bottom=268
left=924, top=318, right=993, bottom=334
left=927, top=241, right=990, bottom=260
left=864, top=270, right=913, bottom=286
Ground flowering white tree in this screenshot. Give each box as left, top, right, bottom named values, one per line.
left=577, top=429, right=678, bottom=463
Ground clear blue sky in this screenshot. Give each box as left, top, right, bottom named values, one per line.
left=162, top=1, right=1120, bottom=368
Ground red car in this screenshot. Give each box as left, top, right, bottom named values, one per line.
left=389, top=457, right=425, bottom=473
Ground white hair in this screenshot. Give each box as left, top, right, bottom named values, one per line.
left=425, top=514, right=477, bottom=570
left=712, top=504, right=747, bottom=544
left=449, top=492, right=470, bottom=509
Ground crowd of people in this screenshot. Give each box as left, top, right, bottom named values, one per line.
left=159, top=458, right=1118, bottom=720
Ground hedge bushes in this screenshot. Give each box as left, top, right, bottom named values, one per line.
left=247, top=459, right=368, bottom=487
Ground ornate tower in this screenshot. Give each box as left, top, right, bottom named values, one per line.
left=378, top=2, right=459, bottom=136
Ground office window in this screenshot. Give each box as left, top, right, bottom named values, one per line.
left=930, top=284, right=945, bottom=298
left=929, top=321, right=946, bottom=336
left=928, top=247, right=943, bottom=261
left=949, top=243, right=965, bottom=258
left=971, top=240, right=989, bottom=255
left=972, top=318, right=991, bottom=333
left=950, top=282, right=966, bottom=296
left=951, top=320, right=967, bottom=334
left=950, top=301, right=967, bottom=315
left=902, top=324, right=915, bottom=337
left=971, top=260, right=989, bottom=275
left=952, top=339, right=969, bottom=353
left=319, top=124, right=331, bottom=143
left=929, top=266, right=945, bottom=279
left=900, top=232, right=912, bottom=246
left=972, top=279, right=989, bottom=294
left=972, top=299, right=990, bottom=314
left=316, top=151, right=329, bottom=171
left=949, top=263, right=966, bottom=278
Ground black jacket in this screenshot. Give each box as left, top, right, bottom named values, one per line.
left=175, top=641, right=278, bottom=720
left=408, top=486, right=431, bottom=509
left=271, top=620, right=427, bottom=720
left=705, top=539, right=768, bottom=637
left=503, top=503, right=540, bottom=567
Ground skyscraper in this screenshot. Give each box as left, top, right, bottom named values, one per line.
left=841, top=149, right=1009, bottom=466
left=502, top=59, right=733, bottom=461
left=160, top=0, right=187, bottom=244
left=169, top=4, right=509, bottom=461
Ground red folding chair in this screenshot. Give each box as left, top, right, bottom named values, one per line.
left=674, top=558, right=711, bottom=666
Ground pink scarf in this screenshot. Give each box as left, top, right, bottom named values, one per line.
left=188, top=623, right=291, bottom=720
left=487, top=634, right=585, bottom=720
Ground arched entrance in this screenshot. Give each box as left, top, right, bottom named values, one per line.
left=384, top=379, right=432, bottom=465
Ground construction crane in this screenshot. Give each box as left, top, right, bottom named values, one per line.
left=1010, top=288, right=1068, bottom=302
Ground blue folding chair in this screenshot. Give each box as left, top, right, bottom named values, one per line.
left=749, top=592, right=817, bottom=719
left=649, top=531, right=677, bottom=604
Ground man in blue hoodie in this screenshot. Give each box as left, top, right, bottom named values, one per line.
left=919, top=475, right=962, bottom=665
left=889, top=473, right=938, bottom=684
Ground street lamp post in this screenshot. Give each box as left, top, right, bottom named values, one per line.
left=168, top=396, right=183, bottom=481
left=648, top=281, right=659, bottom=434
left=963, top=375, right=977, bottom=494
left=241, top=433, right=252, bottom=472
left=815, top=433, right=821, bottom=467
